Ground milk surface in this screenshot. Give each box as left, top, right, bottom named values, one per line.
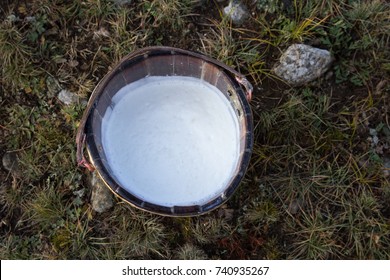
left=102, top=76, right=239, bottom=206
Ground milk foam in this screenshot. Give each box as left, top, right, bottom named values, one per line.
left=102, top=76, right=239, bottom=206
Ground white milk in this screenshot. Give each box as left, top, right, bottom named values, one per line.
left=102, top=76, right=239, bottom=206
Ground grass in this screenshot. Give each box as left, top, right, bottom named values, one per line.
left=0, top=0, right=389, bottom=260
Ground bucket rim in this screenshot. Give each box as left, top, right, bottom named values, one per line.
left=77, top=46, right=254, bottom=216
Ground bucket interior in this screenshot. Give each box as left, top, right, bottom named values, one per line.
left=85, top=49, right=253, bottom=216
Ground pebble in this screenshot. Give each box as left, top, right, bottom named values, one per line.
left=90, top=171, right=114, bottom=213
left=2, top=151, right=21, bottom=177
left=7, top=14, right=18, bottom=22
left=273, top=44, right=333, bottom=86
left=223, top=1, right=249, bottom=26
left=46, top=76, right=62, bottom=98
left=369, top=128, right=378, bottom=136
left=58, top=89, right=79, bottom=105
left=288, top=198, right=304, bottom=215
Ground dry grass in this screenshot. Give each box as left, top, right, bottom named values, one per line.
left=0, top=0, right=389, bottom=259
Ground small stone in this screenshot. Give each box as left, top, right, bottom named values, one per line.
left=58, top=89, right=78, bottom=105
left=46, top=76, right=62, bottom=98
left=288, top=198, right=303, bottom=215
left=93, top=27, right=110, bottom=39
left=7, top=14, right=18, bottom=22
left=372, top=135, right=379, bottom=146
left=68, top=60, right=79, bottom=68
left=2, top=151, right=21, bottom=177
left=223, top=1, right=249, bottom=26
left=25, top=16, right=36, bottom=22
left=91, top=171, right=114, bottom=213
left=369, top=128, right=377, bottom=137
left=273, top=44, right=333, bottom=86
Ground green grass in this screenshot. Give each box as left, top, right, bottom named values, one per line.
left=0, top=0, right=389, bottom=260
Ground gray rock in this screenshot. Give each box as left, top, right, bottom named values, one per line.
left=372, top=136, right=379, bottom=146
left=369, top=128, right=378, bottom=137
left=273, top=44, right=333, bottom=86
left=288, top=198, right=304, bottom=215
left=91, top=171, right=114, bottom=213
left=25, top=16, right=36, bottom=23
left=368, top=128, right=380, bottom=147
left=7, top=14, right=18, bottom=22
left=58, top=89, right=78, bottom=105
left=2, top=151, right=21, bottom=177
left=46, top=76, right=62, bottom=98
left=223, top=1, right=249, bottom=25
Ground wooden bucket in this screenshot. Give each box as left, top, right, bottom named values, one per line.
left=76, top=47, right=253, bottom=216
